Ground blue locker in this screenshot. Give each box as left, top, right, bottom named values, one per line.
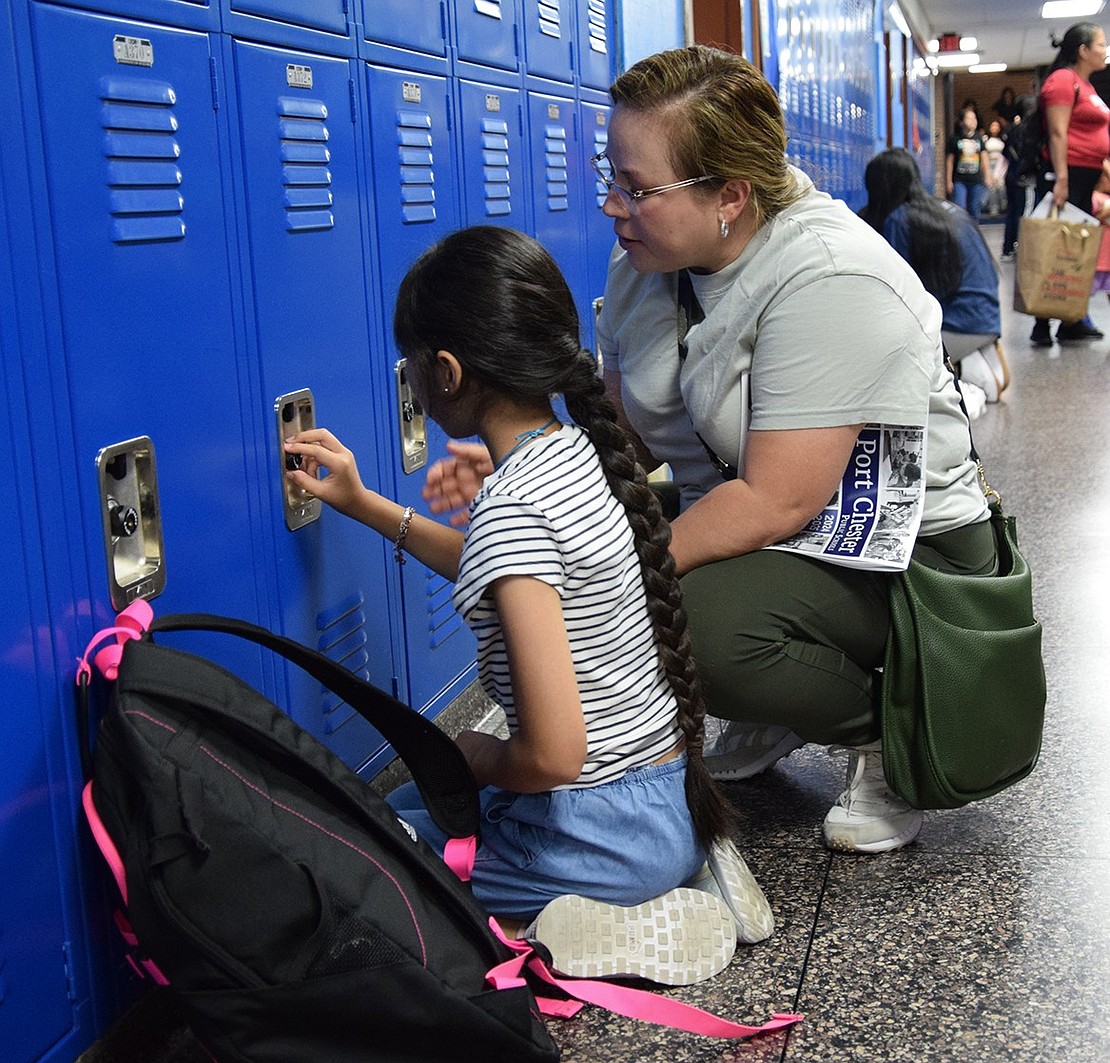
left=363, top=63, right=477, bottom=715
left=0, top=391, right=82, bottom=1063
left=226, top=39, right=396, bottom=770
left=457, top=75, right=529, bottom=230
left=575, top=0, right=614, bottom=90
left=578, top=95, right=612, bottom=352
left=521, top=0, right=574, bottom=83
left=25, top=4, right=267, bottom=676
left=526, top=89, right=589, bottom=335
left=0, top=136, right=96, bottom=1063
left=15, top=0, right=219, bottom=31
left=361, top=0, right=449, bottom=72
left=222, top=0, right=349, bottom=40
left=454, top=0, right=519, bottom=73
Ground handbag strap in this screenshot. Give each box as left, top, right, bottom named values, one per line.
left=676, top=271, right=739, bottom=481
left=942, top=346, right=1001, bottom=507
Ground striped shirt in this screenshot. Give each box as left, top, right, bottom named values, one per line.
left=452, top=423, right=683, bottom=789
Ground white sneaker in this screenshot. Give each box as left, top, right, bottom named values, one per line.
left=703, top=721, right=805, bottom=781
left=684, top=839, right=774, bottom=944
left=822, top=742, right=923, bottom=853
left=958, top=349, right=1000, bottom=403
left=529, top=888, right=736, bottom=986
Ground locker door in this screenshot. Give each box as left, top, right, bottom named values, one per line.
left=576, top=0, right=614, bottom=90
left=526, top=89, right=589, bottom=331
left=229, top=40, right=394, bottom=769
left=27, top=5, right=266, bottom=678
left=521, top=0, right=574, bottom=83
left=454, top=0, right=518, bottom=72
left=0, top=445, right=74, bottom=1063
left=225, top=0, right=348, bottom=37
left=579, top=97, right=612, bottom=352
left=0, top=183, right=85, bottom=1063
left=362, top=0, right=448, bottom=60
left=364, top=64, right=476, bottom=714
left=457, top=77, right=528, bottom=230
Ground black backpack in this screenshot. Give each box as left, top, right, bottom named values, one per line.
left=1006, top=83, right=1079, bottom=179
left=77, top=608, right=561, bottom=1063
left=1005, top=116, right=1043, bottom=178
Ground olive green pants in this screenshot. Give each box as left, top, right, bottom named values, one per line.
left=681, top=519, right=996, bottom=747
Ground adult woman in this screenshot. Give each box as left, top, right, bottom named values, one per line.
left=945, top=107, right=991, bottom=222
left=590, top=46, right=992, bottom=854
left=860, top=148, right=1007, bottom=401
left=1030, top=21, right=1110, bottom=346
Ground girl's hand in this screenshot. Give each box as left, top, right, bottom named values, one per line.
left=422, top=440, right=494, bottom=527
left=283, top=428, right=367, bottom=518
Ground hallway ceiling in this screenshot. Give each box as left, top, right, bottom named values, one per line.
left=905, top=0, right=1103, bottom=70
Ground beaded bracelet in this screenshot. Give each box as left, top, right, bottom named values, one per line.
left=394, top=505, right=416, bottom=565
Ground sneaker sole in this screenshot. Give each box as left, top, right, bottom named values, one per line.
left=531, top=889, right=736, bottom=986
left=822, top=815, right=923, bottom=854
left=706, top=840, right=775, bottom=943
left=707, top=732, right=806, bottom=781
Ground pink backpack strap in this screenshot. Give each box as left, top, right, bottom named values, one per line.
left=75, top=601, right=155, bottom=684
left=82, top=780, right=129, bottom=904
left=485, top=919, right=802, bottom=1039
left=443, top=836, right=477, bottom=882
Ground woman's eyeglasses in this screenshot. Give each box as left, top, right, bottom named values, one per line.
left=590, top=153, right=716, bottom=209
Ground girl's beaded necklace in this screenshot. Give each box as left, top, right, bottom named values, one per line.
left=495, top=418, right=559, bottom=468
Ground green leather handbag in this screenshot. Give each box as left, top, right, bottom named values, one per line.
left=881, top=495, right=1046, bottom=810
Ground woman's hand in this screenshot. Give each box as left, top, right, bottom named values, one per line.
left=422, top=440, right=494, bottom=526
left=283, top=428, right=368, bottom=519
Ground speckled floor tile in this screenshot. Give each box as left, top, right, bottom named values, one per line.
left=785, top=852, right=1110, bottom=1063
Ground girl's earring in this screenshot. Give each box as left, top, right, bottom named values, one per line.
left=719, top=217, right=730, bottom=239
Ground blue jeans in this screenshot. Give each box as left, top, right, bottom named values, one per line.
left=387, top=754, right=705, bottom=920
left=951, top=180, right=984, bottom=221
left=1002, top=175, right=1027, bottom=253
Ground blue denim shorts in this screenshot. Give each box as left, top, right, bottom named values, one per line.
left=386, top=754, right=705, bottom=920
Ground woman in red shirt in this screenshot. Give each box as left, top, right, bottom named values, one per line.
left=1031, top=22, right=1110, bottom=345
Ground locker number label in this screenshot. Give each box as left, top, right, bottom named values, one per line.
left=287, top=64, right=313, bottom=89
left=113, top=35, right=154, bottom=68
left=548, top=103, right=561, bottom=119
left=402, top=82, right=422, bottom=104
left=485, top=94, right=502, bottom=113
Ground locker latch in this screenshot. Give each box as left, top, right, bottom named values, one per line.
left=394, top=359, right=427, bottom=474
left=95, top=437, right=166, bottom=610
left=275, top=389, right=322, bottom=530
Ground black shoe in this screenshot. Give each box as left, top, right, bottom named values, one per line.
left=1056, top=319, right=1104, bottom=342
left=1030, top=322, right=1053, bottom=347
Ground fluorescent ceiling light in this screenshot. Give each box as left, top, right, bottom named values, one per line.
left=969, top=63, right=1009, bottom=73
left=1041, top=0, right=1104, bottom=17
left=933, top=52, right=981, bottom=67
left=888, top=2, right=912, bottom=38
left=960, top=36, right=978, bottom=50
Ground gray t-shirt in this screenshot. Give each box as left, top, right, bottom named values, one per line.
left=597, top=168, right=987, bottom=538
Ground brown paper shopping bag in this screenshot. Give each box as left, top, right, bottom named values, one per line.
left=1014, top=212, right=1099, bottom=320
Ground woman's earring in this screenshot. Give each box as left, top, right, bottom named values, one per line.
left=719, top=217, right=730, bottom=239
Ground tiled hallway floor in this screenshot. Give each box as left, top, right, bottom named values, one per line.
left=80, top=222, right=1110, bottom=1062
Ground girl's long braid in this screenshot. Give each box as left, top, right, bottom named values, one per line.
left=561, top=352, right=734, bottom=850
